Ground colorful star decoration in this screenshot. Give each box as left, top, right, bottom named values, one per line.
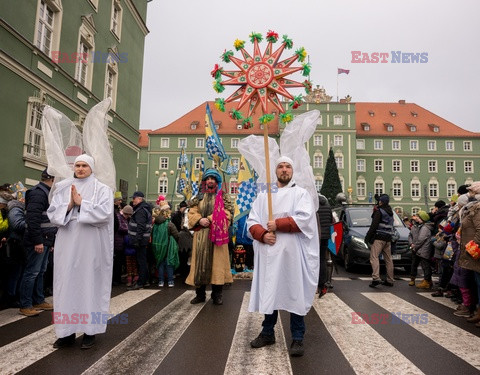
left=212, top=31, right=312, bottom=128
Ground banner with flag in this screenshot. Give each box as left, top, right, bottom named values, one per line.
left=191, top=155, right=205, bottom=197
left=178, top=148, right=188, bottom=168
left=205, top=103, right=227, bottom=164
left=328, top=222, right=344, bottom=255
left=224, top=156, right=239, bottom=175
left=233, top=156, right=257, bottom=222
left=337, top=68, right=350, bottom=75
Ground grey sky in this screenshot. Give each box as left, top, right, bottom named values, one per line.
left=139, top=0, right=479, bottom=133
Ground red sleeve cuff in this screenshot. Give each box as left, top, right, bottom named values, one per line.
left=275, top=217, right=300, bottom=233
left=249, top=224, right=268, bottom=243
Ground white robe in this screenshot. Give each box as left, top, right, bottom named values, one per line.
left=47, top=174, right=113, bottom=337
left=247, top=182, right=319, bottom=316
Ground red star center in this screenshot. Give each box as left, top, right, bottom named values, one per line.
left=247, top=62, right=273, bottom=89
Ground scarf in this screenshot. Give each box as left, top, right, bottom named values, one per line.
left=208, top=190, right=229, bottom=246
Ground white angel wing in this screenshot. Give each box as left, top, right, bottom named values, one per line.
left=82, top=98, right=116, bottom=191
left=280, top=110, right=320, bottom=210
left=238, top=135, right=280, bottom=185
left=41, top=106, right=84, bottom=182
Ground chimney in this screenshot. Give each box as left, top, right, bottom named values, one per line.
left=398, top=99, right=406, bottom=104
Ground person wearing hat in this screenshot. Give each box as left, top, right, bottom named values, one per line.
left=127, top=191, right=152, bottom=290
left=408, top=210, right=435, bottom=288
left=171, top=200, right=191, bottom=280
left=47, top=155, right=114, bottom=349
left=430, top=199, right=449, bottom=236
left=365, top=194, right=396, bottom=287
left=186, top=168, right=234, bottom=306
left=18, top=168, right=56, bottom=317
left=247, top=156, right=319, bottom=357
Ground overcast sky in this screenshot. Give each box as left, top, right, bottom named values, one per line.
left=139, top=0, right=480, bottom=133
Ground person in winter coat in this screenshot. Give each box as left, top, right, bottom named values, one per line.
left=316, top=194, right=333, bottom=297
left=152, top=205, right=179, bottom=287
left=458, top=182, right=480, bottom=326
left=430, top=200, right=449, bottom=235
left=365, top=194, right=395, bottom=287
left=408, top=210, right=434, bottom=289
left=113, top=204, right=131, bottom=285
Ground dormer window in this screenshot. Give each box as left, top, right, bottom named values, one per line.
left=214, top=121, right=221, bottom=130
left=384, top=123, right=394, bottom=132
left=368, top=110, right=374, bottom=117
left=411, top=111, right=418, bottom=117
left=236, top=123, right=242, bottom=130
left=190, top=121, right=199, bottom=130
left=361, top=122, right=370, bottom=131
left=389, top=111, right=396, bottom=117
left=406, top=123, right=416, bottom=132
left=428, top=123, right=439, bottom=132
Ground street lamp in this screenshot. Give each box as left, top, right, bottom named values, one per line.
left=347, top=186, right=353, bottom=204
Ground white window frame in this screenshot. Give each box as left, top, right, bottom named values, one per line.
left=317, top=115, right=323, bottom=126
left=314, top=155, right=323, bottom=169
left=231, top=138, right=239, bottom=148
left=374, top=139, right=383, bottom=150
left=464, top=160, right=474, bottom=173
left=356, top=181, right=366, bottom=197
left=392, top=160, right=401, bottom=172
left=374, top=181, right=384, bottom=195
left=374, top=159, right=383, bottom=172
left=315, top=178, right=323, bottom=193
left=392, top=181, right=402, bottom=198
left=194, top=157, right=203, bottom=170
left=229, top=179, right=238, bottom=195
left=392, top=140, right=401, bottom=150
left=160, top=138, right=170, bottom=148
left=447, top=181, right=457, bottom=198
left=445, top=140, right=454, bottom=151
left=158, top=178, right=168, bottom=194
left=195, top=138, right=204, bottom=148
left=411, top=182, right=420, bottom=198
left=334, top=135, right=343, bottom=146
left=313, top=135, right=322, bottom=146
left=464, top=141, right=472, bottom=151
left=110, top=0, right=123, bottom=41
left=104, top=61, right=118, bottom=109
left=159, top=157, right=168, bottom=170
left=410, top=160, right=419, bottom=173
left=75, top=16, right=96, bottom=90
left=335, top=154, right=344, bottom=169
left=356, top=139, right=365, bottom=150
left=429, top=182, right=439, bottom=198
left=34, top=0, right=63, bottom=58
left=428, top=160, right=437, bottom=173
left=410, top=140, right=418, bottom=151
left=427, top=140, right=436, bottom=151
left=178, top=138, right=187, bottom=148
left=356, top=159, right=365, bottom=172
left=446, top=160, right=455, bottom=173
left=333, top=115, right=343, bottom=125
left=23, top=97, right=46, bottom=162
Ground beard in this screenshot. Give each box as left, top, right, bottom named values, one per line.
left=277, top=174, right=292, bottom=185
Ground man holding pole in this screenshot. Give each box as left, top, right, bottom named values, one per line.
left=247, top=156, right=319, bottom=357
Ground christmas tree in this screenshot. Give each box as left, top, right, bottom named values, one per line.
left=320, top=147, right=343, bottom=206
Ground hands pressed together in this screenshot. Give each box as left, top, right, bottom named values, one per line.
left=68, top=185, right=82, bottom=212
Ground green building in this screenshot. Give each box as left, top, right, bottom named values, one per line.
left=0, top=0, right=149, bottom=197
left=139, top=86, right=480, bottom=216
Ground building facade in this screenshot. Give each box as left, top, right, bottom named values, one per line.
left=140, top=87, right=480, bottom=216
left=0, top=0, right=149, bottom=196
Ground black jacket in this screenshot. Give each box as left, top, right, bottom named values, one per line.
left=365, top=204, right=394, bottom=244
left=24, top=182, right=57, bottom=247
left=128, top=200, right=152, bottom=247
left=316, top=195, right=333, bottom=241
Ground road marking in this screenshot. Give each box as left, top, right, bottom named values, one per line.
left=363, top=292, right=480, bottom=371
left=331, top=277, right=356, bottom=281
left=0, top=290, right=158, bottom=375
left=417, top=292, right=459, bottom=310
left=313, top=294, right=424, bottom=375
left=82, top=291, right=203, bottom=375
left=224, top=292, right=292, bottom=375
left=0, top=296, right=53, bottom=328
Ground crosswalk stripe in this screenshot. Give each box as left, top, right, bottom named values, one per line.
left=362, top=293, right=480, bottom=371
left=224, top=292, right=292, bottom=375
left=331, top=277, right=355, bottom=281
left=313, top=294, right=424, bottom=375
left=0, top=296, right=53, bottom=328
left=82, top=291, right=203, bottom=375
left=416, top=292, right=459, bottom=310
left=0, top=289, right=158, bottom=375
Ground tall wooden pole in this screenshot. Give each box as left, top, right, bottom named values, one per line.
left=263, top=124, right=273, bottom=221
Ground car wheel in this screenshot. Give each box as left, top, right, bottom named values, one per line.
left=344, top=247, right=355, bottom=272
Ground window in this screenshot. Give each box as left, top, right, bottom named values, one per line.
left=104, top=62, right=118, bottom=109
left=159, top=157, right=168, bottom=169
left=410, top=140, right=418, bottom=150
left=75, top=16, right=96, bottom=90
left=356, top=139, right=365, bottom=150
left=357, top=181, right=366, bottom=197
left=356, top=159, right=365, bottom=172
left=412, top=207, right=420, bottom=215
left=411, top=182, right=420, bottom=198
left=110, top=0, right=123, bottom=40
left=464, top=161, right=474, bottom=173
left=392, top=140, right=401, bottom=150
left=335, top=155, right=343, bottom=169
left=393, top=182, right=402, bottom=198
left=195, top=138, right=204, bottom=148
left=374, top=139, right=383, bottom=150
left=161, top=138, right=169, bottom=148
left=158, top=178, right=168, bottom=194
left=427, top=140, right=436, bottom=151
left=334, top=135, right=343, bottom=146
left=410, top=160, right=419, bottom=173
left=464, top=141, right=472, bottom=151
left=333, top=115, right=343, bottom=125
left=75, top=39, right=91, bottom=86
left=317, top=115, right=322, bottom=125
left=190, top=121, right=198, bottom=130
left=24, top=99, right=44, bottom=159
left=374, top=159, right=383, bottom=172
left=447, top=182, right=457, bottom=198
left=231, top=138, right=239, bottom=148
left=429, top=182, right=438, bottom=198
left=35, top=0, right=62, bottom=58
left=428, top=160, right=437, bottom=173
left=315, top=178, right=323, bottom=192
left=314, top=155, right=323, bottom=168
left=313, top=135, right=322, bottom=146
left=375, top=182, right=384, bottom=195
left=445, top=141, right=454, bottom=151
left=231, top=157, right=239, bottom=169
left=386, top=124, right=393, bottom=132
left=446, top=160, right=455, bottom=173
left=229, top=179, right=238, bottom=194
left=392, top=160, right=401, bottom=172
left=194, top=157, right=203, bottom=170
left=178, top=138, right=187, bottom=148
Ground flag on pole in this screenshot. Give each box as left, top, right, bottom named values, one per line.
left=337, top=68, right=350, bottom=75
left=328, top=222, right=343, bottom=255
left=233, top=156, right=257, bottom=222
left=225, top=156, right=239, bottom=175
left=205, top=104, right=227, bottom=164
left=178, top=148, right=188, bottom=168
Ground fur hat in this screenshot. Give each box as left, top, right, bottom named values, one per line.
left=417, top=210, right=430, bottom=222
left=122, top=205, right=133, bottom=215
left=467, top=181, right=480, bottom=194
left=457, top=193, right=469, bottom=207
left=202, top=168, right=222, bottom=184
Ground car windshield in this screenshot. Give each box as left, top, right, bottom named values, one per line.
left=347, top=208, right=403, bottom=227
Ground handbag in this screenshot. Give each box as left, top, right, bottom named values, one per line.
left=442, top=242, right=454, bottom=260
left=465, top=240, right=480, bottom=260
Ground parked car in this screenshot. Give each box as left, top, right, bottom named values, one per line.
left=333, top=204, right=411, bottom=272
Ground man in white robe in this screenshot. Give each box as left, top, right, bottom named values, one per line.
left=247, top=156, right=319, bottom=357
left=47, top=154, right=113, bottom=349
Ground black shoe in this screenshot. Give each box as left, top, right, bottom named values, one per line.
left=369, top=280, right=381, bottom=288
left=289, top=340, right=304, bottom=357
left=250, top=333, right=276, bottom=348
left=144, top=282, right=151, bottom=288
left=382, top=281, right=394, bottom=287
left=212, top=296, right=223, bottom=305
left=53, top=333, right=76, bottom=349
left=431, top=289, right=443, bottom=297
left=190, top=296, right=206, bottom=304
left=128, top=284, right=144, bottom=290
left=81, top=334, right=96, bottom=349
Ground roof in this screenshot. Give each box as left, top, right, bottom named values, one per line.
left=138, top=129, right=151, bottom=148
left=149, top=101, right=280, bottom=136
left=355, top=101, right=480, bottom=138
